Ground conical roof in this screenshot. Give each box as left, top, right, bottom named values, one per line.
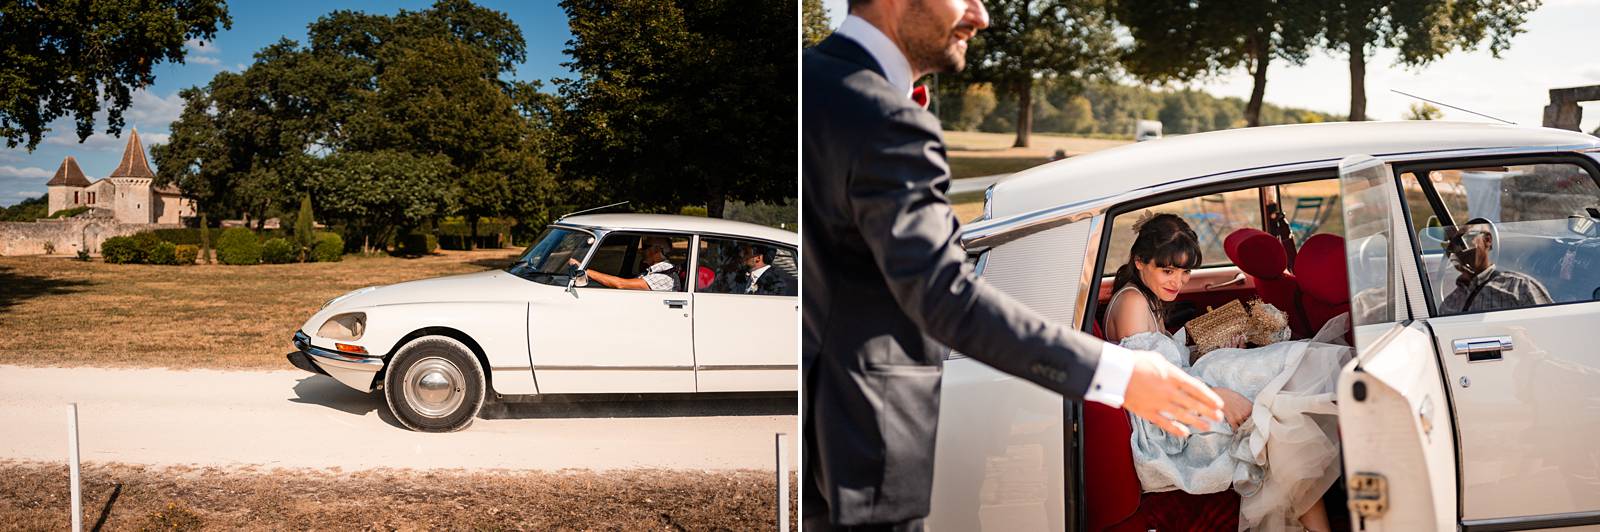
left=46, top=156, right=92, bottom=187
left=109, top=129, right=155, bottom=178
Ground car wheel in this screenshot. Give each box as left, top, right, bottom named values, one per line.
left=383, top=336, right=485, bottom=432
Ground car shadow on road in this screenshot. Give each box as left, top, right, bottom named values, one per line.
left=287, top=375, right=407, bottom=429
left=479, top=394, right=797, bottom=420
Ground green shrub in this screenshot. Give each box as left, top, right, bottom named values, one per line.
left=679, top=206, right=708, bottom=217
left=216, top=228, right=262, bottom=265
left=131, top=232, right=163, bottom=259
left=147, top=241, right=178, bottom=265
left=312, top=233, right=344, bottom=263
left=149, top=228, right=224, bottom=246
left=174, top=245, right=199, bottom=265
left=76, top=249, right=91, bottom=262
left=262, top=238, right=296, bottom=264
left=397, top=232, right=438, bottom=257
left=101, top=236, right=141, bottom=264
left=48, top=206, right=90, bottom=218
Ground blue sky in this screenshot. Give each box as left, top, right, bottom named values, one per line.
left=820, top=0, right=1600, bottom=131
left=1, top=0, right=575, bottom=206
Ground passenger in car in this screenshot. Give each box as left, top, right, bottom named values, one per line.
left=1439, top=217, right=1553, bottom=313
left=736, top=243, right=788, bottom=295
left=571, top=237, right=681, bottom=291
left=1104, top=212, right=1347, bottom=532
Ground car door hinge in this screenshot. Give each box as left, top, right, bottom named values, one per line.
left=1349, top=472, right=1388, bottom=521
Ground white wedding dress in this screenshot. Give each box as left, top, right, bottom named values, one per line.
left=1115, top=292, right=1353, bottom=531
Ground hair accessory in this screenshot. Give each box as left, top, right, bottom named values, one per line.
left=1130, top=210, right=1157, bottom=234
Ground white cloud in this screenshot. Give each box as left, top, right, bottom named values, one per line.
left=190, top=55, right=222, bottom=67
left=123, top=90, right=185, bottom=126
left=185, top=38, right=220, bottom=55
left=0, top=152, right=22, bottom=163
left=44, top=130, right=169, bottom=151
left=16, top=190, right=41, bottom=198
left=0, top=165, right=53, bottom=180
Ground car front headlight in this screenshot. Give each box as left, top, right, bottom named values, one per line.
left=323, top=286, right=377, bottom=310
left=318, top=312, right=367, bottom=341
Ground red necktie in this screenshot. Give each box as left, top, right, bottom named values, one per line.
left=910, top=85, right=929, bottom=109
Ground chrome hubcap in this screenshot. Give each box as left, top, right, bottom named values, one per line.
left=402, top=357, right=465, bottom=418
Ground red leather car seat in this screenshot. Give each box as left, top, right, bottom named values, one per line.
left=1083, top=319, right=1240, bottom=531
left=1293, top=233, right=1350, bottom=334
left=1223, top=228, right=1312, bottom=338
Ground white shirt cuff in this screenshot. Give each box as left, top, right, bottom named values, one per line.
left=1083, top=342, right=1138, bottom=408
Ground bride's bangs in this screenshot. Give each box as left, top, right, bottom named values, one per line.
left=1149, top=238, right=1201, bottom=270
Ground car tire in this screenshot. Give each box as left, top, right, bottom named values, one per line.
left=383, top=336, right=485, bottom=432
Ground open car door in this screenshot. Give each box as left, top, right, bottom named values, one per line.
left=1336, top=155, right=1459, bottom=530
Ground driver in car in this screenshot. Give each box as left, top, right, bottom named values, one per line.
left=1439, top=217, right=1552, bottom=313
left=571, top=237, right=681, bottom=291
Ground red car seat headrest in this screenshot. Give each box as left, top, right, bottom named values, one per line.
left=1295, top=233, right=1348, bottom=304
left=697, top=266, right=716, bottom=290
left=1223, top=228, right=1288, bottom=279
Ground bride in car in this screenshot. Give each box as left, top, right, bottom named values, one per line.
left=1103, top=212, right=1350, bottom=532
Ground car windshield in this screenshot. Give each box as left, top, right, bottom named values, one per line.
left=506, top=226, right=594, bottom=286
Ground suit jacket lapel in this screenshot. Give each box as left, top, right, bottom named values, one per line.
left=815, top=34, right=887, bottom=82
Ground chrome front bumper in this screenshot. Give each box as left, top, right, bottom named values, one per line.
left=289, top=330, right=385, bottom=392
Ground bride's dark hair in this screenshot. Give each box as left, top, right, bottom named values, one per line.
left=1109, top=212, right=1202, bottom=329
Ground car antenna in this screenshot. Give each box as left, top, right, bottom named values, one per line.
left=1389, top=89, right=1516, bottom=125
left=559, top=201, right=630, bottom=221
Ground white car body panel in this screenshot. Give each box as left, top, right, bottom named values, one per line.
left=692, top=292, right=799, bottom=392
left=294, top=214, right=799, bottom=398
left=932, top=122, right=1600, bottom=530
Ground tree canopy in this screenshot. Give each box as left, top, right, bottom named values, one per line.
left=961, top=0, right=1118, bottom=148
left=556, top=0, right=796, bottom=218
left=0, top=0, right=231, bottom=150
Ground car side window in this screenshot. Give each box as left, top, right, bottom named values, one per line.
left=585, top=232, right=691, bottom=292
left=1101, top=188, right=1262, bottom=274
left=695, top=237, right=796, bottom=296
left=1400, top=161, right=1600, bottom=315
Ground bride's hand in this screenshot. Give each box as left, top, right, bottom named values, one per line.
left=1215, top=387, right=1252, bottom=429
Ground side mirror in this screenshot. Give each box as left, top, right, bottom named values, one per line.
left=1568, top=214, right=1598, bottom=238
left=566, top=271, right=587, bottom=298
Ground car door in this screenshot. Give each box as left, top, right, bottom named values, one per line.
left=1335, top=155, right=1460, bottom=530
left=1393, top=157, right=1600, bottom=529
left=689, top=236, right=798, bottom=392
left=528, top=231, right=696, bottom=394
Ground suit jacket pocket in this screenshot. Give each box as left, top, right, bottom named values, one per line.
left=861, top=364, right=943, bottom=520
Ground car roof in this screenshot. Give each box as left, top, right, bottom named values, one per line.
left=556, top=213, right=798, bottom=246
left=989, top=121, right=1600, bottom=219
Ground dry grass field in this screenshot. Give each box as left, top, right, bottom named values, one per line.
left=0, top=249, right=521, bottom=369
left=0, top=461, right=797, bottom=530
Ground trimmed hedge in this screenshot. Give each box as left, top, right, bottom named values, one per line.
left=262, top=238, right=296, bottom=264
left=174, top=245, right=199, bottom=265
left=216, top=228, right=262, bottom=265
left=101, top=236, right=141, bottom=264
left=312, top=233, right=344, bottom=263
left=147, top=241, right=178, bottom=265
left=148, top=228, right=225, bottom=246
left=397, top=232, right=438, bottom=257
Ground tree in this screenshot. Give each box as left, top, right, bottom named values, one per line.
left=803, top=0, right=833, bottom=47
left=1404, top=102, right=1443, bottom=120
left=0, top=0, right=231, bottom=150
left=307, top=151, right=456, bottom=251
left=1113, top=0, right=1321, bottom=127
left=294, top=194, right=315, bottom=261
left=558, top=0, right=795, bottom=218
left=961, top=0, right=1117, bottom=147
left=152, top=86, right=232, bottom=263
left=1320, top=0, right=1537, bottom=121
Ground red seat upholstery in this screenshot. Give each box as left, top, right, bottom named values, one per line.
left=1294, top=233, right=1350, bottom=334
left=1224, top=228, right=1313, bottom=338
left=1083, top=320, right=1240, bottom=531
left=697, top=265, right=716, bottom=290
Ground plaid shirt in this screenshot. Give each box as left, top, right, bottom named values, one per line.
left=1439, top=266, right=1553, bottom=314
left=639, top=261, right=679, bottom=292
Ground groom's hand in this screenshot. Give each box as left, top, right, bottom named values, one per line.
left=1121, top=350, right=1225, bottom=438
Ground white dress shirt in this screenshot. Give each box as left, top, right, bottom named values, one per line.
left=746, top=264, right=772, bottom=294
left=834, top=14, right=1136, bottom=408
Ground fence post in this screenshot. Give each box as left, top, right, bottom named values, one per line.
left=776, top=432, right=789, bottom=532
left=68, top=403, right=82, bottom=532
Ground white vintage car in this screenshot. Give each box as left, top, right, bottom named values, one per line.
left=928, top=122, right=1600, bottom=531
left=287, top=213, right=799, bottom=432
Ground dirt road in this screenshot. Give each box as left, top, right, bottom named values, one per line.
left=0, top=365, right=798, bottom=472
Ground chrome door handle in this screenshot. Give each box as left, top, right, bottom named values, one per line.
left=664, top=299, right=688, bottom=309
left=1205, top=272, right=1247, bottom=290
left=1453, top=336, right=1511, bottom=362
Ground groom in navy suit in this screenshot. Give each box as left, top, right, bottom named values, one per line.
left=802, top=0, right=1227, bottom=529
